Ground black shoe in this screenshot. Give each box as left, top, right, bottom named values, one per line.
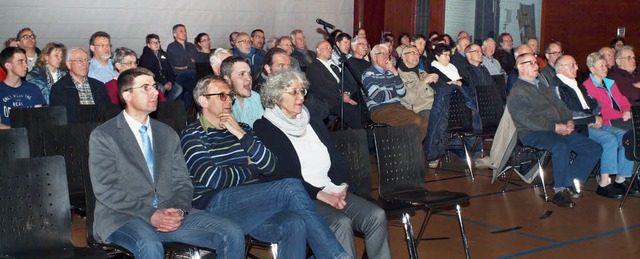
left=566, top=186, right=583, bottom=199
left=553, top=190, right=576, bottom=208
left=596, top=184, right=624, bottom=199
left=615, top=180, right=640, bottom=196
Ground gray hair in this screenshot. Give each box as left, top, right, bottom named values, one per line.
left=371, top=43, right=389, bottom=55
left=482, top=38, right=495, bottom=47
left=615, top=45, right=634, bottom=60
left=401, top=45, right=418, bottom=55
left=192, top=75, right=228, bottom=108
left=210, top=48, right=231, bottom=66
left=66, top=47, right=88, bottom=61
left=260, top=69, right=309, bottom=109
left=290, top=29, right=303, bottom=40
left=113, top=47, right=137, bottom=66
left=586, top=52, right=606, bottom=68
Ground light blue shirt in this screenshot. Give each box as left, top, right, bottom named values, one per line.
left=232, top=91, right=264, bottom=127
left=88, top=58, right=118, bottom=84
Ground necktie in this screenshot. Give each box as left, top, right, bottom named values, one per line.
left=330, top=64, right=341, bottom=78
left=139, top=125, right=158, bottom=208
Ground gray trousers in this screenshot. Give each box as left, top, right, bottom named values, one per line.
left=314, top=193, right=391, bottom=259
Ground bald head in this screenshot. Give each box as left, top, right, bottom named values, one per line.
left=555, top=55, right=578, bottom=79
left=514, top=44, right=533, bottom=58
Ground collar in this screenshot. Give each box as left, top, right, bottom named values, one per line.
left=200, top=115, right=217, bottom=133
left=123, top=110, right=150, bottom=133
left=372, top=65, right=385, bottom=74
left=589, top=73, right=615, bottom=90
left=519, top=77, right=539, bottom=86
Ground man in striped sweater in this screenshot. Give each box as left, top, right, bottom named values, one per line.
left=179, top=75, right=350, bottom=259
left=362, top=43, right=428, bottom=140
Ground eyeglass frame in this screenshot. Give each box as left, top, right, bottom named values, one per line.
left=125, top=84, right=157, bottom=92
left=283, top=88, right=308, bottom=96
left=202, top=92, right=237, bottom=101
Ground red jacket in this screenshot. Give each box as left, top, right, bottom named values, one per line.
left=582, top=75, right=630, bottom=125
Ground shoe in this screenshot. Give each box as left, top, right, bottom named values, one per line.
left=566, top=186, right=583, bottom=199
left=474, top=156, right=491, bottom=168
left=596, top=184, right=624, bottom=199
left=615, top=180, right=640, bottom=196
left=428, top=159, right=440, bottom=169
left=552, top=189, right=576, bottom=208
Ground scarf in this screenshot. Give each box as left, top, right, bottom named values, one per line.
left=398, top=59, right=420, bottom=77
left=263, top=105, right=310, bottom=137
left=431, top=60, right=461, bottom=81
left=557, top=73, right=589, bottom=109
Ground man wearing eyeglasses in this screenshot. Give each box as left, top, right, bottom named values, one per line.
left=250, top=29, right=267, bottom=56
left=232, top=32, right=265, bottom=79
left=541, top=41, right=564, bottom=85
left=609, top=45, right=640, bottom=105
left=51, top=47, right=110, bottom=122
left=88, top=68, right=245, bottom=258
left=16, top=28, right=40, bottom=71
left=0, top=47, right=46, bottom=129
left=180, top=75, right=349, bottom=258
left=88, top=31, right=118, bottom=84
left=507, top=53, right=602, bottom=208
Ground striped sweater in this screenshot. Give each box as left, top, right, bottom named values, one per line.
left=180, top=118, right=276, bottom=209
left=361, top=65, right=406, bottom=112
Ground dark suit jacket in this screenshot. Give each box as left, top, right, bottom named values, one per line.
left=88, top=112, right=194, bottom=241
left=306, top=59, right=342, bottom=110
left=50, top=74, right=110, bottom=122
left=253, top=117, right=352, bottom=199
left=291, top=48, right=316, bottom=72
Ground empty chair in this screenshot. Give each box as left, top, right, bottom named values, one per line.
left=77, top=103, right=122, bottom=124
left=151, top=100, right=188, bottom=134
left=0, top=127, right=30, bottom=161
left=0, top=156, right=107, bottom=258
left=437, top=89, right=478, bottom=180
left=374, top=125, right=471, bottom=259
left=42, top=123, right=101, bottom=212
left=620, top=105, right=640, bottom=209
left=9, top=106, right=67, bottom=157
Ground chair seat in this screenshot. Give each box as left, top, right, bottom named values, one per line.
left=384, top=189, right=469, bottom=208
left=6, top=247, right=108, bottom=259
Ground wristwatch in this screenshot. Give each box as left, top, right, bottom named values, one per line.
left=179, top=208, right=189, bottom=217
left=343, top=91, right=351, bottom=97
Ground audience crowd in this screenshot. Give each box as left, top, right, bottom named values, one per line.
left=2, top=23, right=640, bottom=258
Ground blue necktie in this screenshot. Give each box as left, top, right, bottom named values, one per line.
left=139, top=125, right=157, bottom=208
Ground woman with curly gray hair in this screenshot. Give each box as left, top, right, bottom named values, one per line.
left=255, top=69, right=391, bottom=259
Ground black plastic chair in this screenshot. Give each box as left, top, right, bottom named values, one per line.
left=0, top=156, right=107, bottom=258
left=42, top=123, right=101, bottom=213
left=500, top=142, right=552, bottom=201
left=77, top=104, right=122, bottom=124
left=620, top=105, right=640, bottom=209
left=475, top=84, right=504, bottom=136
left=373, top=125, right=471, bottom=259
left=9, top=106, right=68, bottom=157
left=81, top=155, right=207, bottom=258
left=151, top=100, right=188, bottom=134
left=437, top=89, right=477, bottom=180
left=0, top=127, right=30, bottom=162
left=330, top=129, right=420, bottom=259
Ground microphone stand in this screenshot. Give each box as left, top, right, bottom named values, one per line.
left=321, top=25, right=368, bottom=130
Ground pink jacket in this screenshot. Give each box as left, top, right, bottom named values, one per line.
left=582, top=75, right=630, bottom=125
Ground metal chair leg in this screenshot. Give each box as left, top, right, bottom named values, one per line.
left=502, top=168, right=514, bottom=192
left=414, top=209, right=433, bottom=246
left=538, top=160, right=549, bottom=202
left=401, top=213, right=419, bottom=259
left=455, top=205, right=470, bottom=259
left=462, top=140, right=475, bottom=182
left=189, top=247, right=201, bottom=259
left=270, top=243, right=278, bottom=259
left=620, top=164, right=640, bottom=210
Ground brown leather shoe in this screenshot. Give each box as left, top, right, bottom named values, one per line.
left=553, top=189, right=576, bottom=208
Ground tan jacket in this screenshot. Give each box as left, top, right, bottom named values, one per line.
left=398, top=68, right=435, bottom=113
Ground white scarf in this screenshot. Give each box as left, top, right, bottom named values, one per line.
left=263, top=105, right=310, bottom=137
left=557, top=73, right=590, bottom=109
left=430, top=60, right=462, bottom=81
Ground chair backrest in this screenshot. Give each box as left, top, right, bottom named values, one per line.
left=9, top=106, right=68, bottom=157
left=0, top=156, right=73, bottom=254
left=0, top=127, right=30, bottom=162
left=42, top=123, right=101, bottom=209
left=475, top=84, right=504, bottom=133
left=151, top=100, right=188, bottom=134
left=631, top=105, right=640, bottom=161
left=330, top=129, right=373, bottom=199
left=78, top=103, right=122, bottom=123
left=447, top=89, right=474, bottom=132
left=82, top=153, right=101, bottom=244
left=490, top=74, right=507, bottom=102
left=373, top=125, right=425, bottom=199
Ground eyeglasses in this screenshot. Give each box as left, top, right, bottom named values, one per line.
left=560, top=63, right=578, bottom=68
left=283, top=88, right=307, bottom=96
left=236, top=40, right=251, bottom=45
left=120, top=60, right=139, bottom=66
left=403, top=51, right=419, bottom=56
left=126, top=84, right=157, bottom=92
left=20, top=34, right=36, bottom=40
left=93, top=43, right=112, bottom=48
left=202, top=92, right=237, bottom=101
left=467, top=49, right=481, bottom=54
left=69, top=58, right=90, bottom=64
left=149, top=41, right=161, bottom=45
left=518, top=60, right=539, bottom=66
left=547, top=51, right=564, bottom=56
left=620, top=56, right=636, bottom=60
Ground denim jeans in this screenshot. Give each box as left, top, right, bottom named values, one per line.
left=520, top=131, right=602, bottom=187
left=175, top=70, right=197, bottom=110
left=205, top=179, right=350, bottom=259
left=158, top=82, right=184, bottom=101
left=588, top=126, right=634, bottom=177
left=106, top=210, right=244, bottom=259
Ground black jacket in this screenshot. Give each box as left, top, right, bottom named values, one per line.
left=555, top=76, right=600, bottom=136
left=139, top=46, right=175, bottom=85
left=50, top=74, right=110, bottom=123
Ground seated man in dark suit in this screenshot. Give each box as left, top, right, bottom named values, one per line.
left=50, top=47, right=110, bottom=122
left=88, top=67, right=245, bottom=258
left=508, top=53, right=602, bottom=208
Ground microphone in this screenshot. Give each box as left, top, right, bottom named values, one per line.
left=316, top=18, right=335, bottom=29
